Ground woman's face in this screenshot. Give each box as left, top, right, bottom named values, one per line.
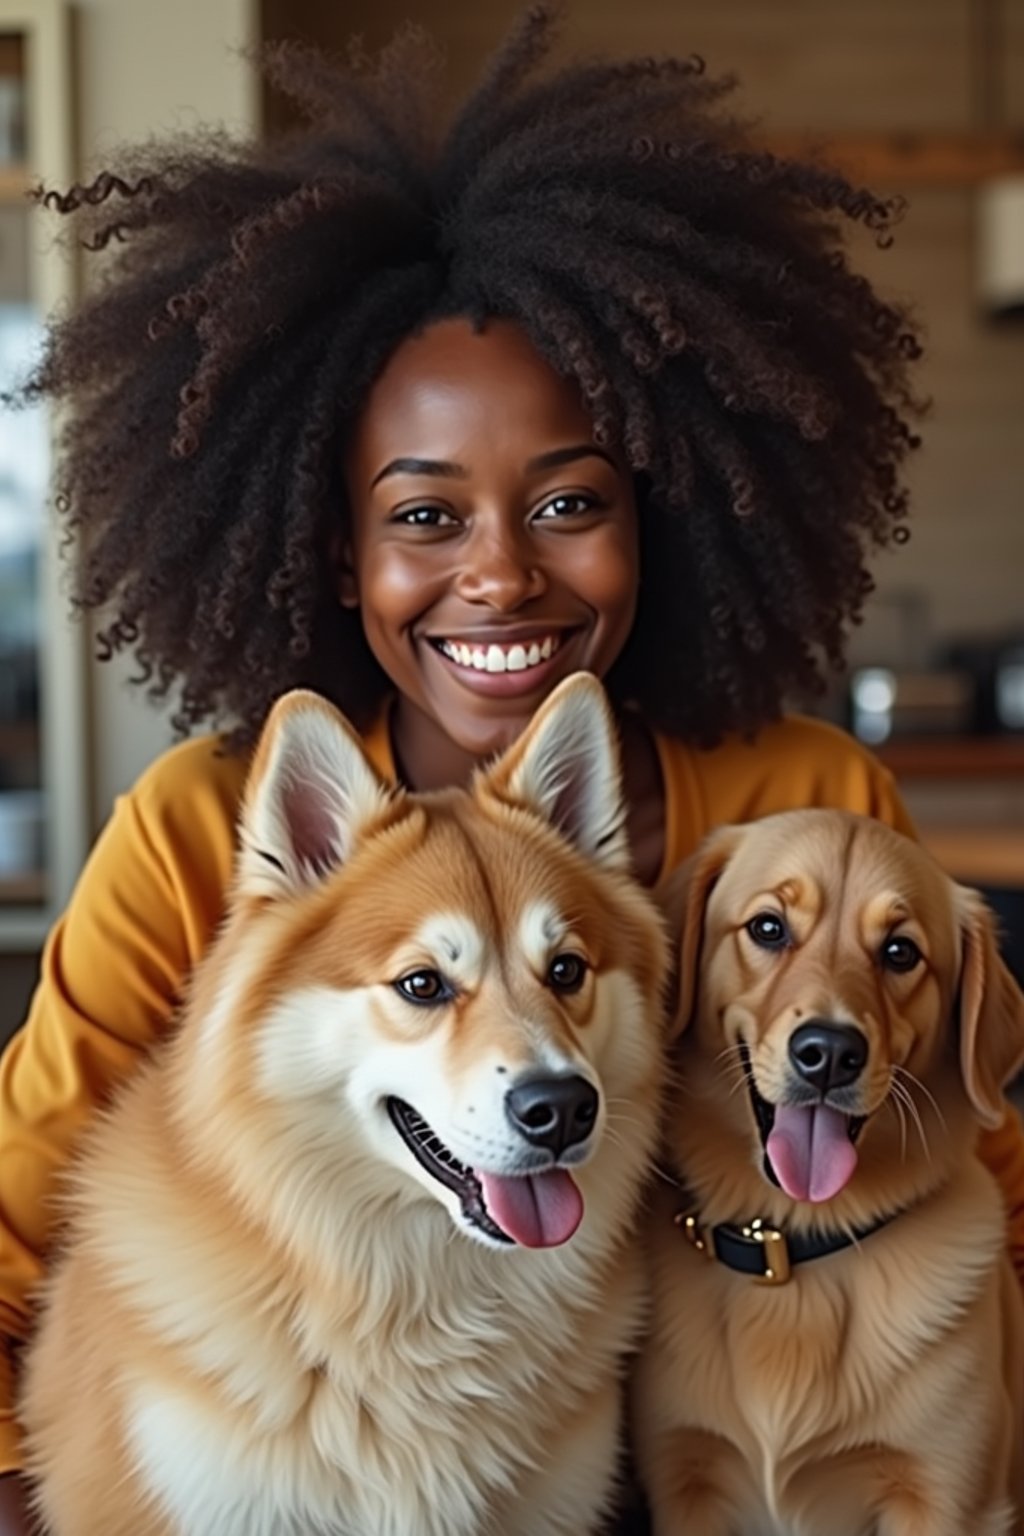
left=341, top=317, right=639, bottom=763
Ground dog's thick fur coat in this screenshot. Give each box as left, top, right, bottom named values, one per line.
left=21, top=676, right=668, bottom=1536
left=636, top=810, right=1024, bottom=1536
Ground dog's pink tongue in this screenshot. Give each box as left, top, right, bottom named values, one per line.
left=766, top=1105, right=858, bottom=1204
left=478, top=1170, right=583, bottom=1248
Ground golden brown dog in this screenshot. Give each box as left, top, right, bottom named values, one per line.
left=635, top=809, right=1024, bottom=1536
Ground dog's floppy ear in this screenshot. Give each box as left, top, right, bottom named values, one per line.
left=956, top=886, right=1024, bottom=1128
left=660, top=825, right=746, bottom=1040
left=237, top=689, right=396, bottom=898
left=481, top=672, right=628, bottom=869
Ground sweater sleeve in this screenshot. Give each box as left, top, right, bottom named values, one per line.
left=978, top=1107, right=1024, bottom=1288
left=689, top=713, right=918, bottom=842
left=0, top=738, right=241, bottom=1473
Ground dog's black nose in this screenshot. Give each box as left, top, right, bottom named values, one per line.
left=788, top=1022, right=868, bottom=1093
left=505, top=1074, right=599, bottom=1157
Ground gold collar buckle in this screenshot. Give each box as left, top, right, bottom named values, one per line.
left=675, top=1210, right=716, bottom=1262
left=740, top=1217, right=791, bottom=1285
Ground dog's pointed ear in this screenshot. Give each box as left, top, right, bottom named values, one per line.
left=237, top=690, right=395, bottom=898
left=956, top=886, right=1024, bottom=1129
left=481, top=673, right=628, bottom=869
left=660, top=825, right=746, bottom=1040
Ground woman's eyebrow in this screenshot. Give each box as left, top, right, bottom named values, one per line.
left=369, top=442, right=618, bottom=490
left=525, top=444, right=618, bottom=474
left=370, top=456, right=468, bottom=488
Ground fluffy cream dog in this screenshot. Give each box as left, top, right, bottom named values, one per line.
left=636, top=809, right=1024, bottom=1536
left=22, top=674, right=668, bottom=1536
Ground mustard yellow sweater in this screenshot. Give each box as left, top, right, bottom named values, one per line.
left=2, top=711, right=1023, bottom=1470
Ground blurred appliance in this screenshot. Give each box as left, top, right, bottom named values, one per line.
left=978, top=176, right=1024, bottom=319
left=995, top=646, right=1024, bottom=730
left=849, top=668, right=975, bottom=745
left=944, top=635, right=1024, bottom=734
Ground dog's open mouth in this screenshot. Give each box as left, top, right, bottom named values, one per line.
left=739, top=1047, right=866, bottom=1205
left=386, top=1098, right=584, bottom=1248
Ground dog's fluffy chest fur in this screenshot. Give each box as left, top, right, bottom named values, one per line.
left=43, top=1064, right=649, bottom=1536
left=640, top=1163, right=1011, bottom=1531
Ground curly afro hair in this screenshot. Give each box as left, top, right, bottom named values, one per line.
left=24, top=5, right=923, bottom=745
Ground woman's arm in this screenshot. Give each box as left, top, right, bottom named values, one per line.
left=978, top=1106, right=1024, bottom=1287
left=0, top=739, right=240, bottom=1474
left=0, top=1470, right=34, bottom=1535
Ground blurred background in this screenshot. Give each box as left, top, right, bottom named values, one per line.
left=0, top=0, right=1022, bottom=1039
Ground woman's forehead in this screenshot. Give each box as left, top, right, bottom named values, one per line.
left=344, top=316, right=603, bottom=483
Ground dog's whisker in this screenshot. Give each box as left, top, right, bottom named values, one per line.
left=891, top=1071, right=941, bottom=1159
left=836, top=1214, right=865, bottom=1256
left=712, top=1043, right=745, bottom=1070
left=601, top=1127, right=630, bottom=1155
left=888, top=1078, right=914, bottom=1140
left=889, top=1074, right=931, bottom=1161
left=603, top=1110, right=643, bottom=1134
left=714, top=1056, right=749, bottom=1087
left=886, top=1089, right=909, bottom=1162
left=892, top=1066, right=948, bottom=1137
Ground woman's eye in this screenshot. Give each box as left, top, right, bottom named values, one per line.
left=393, top=506, right=457, bottom=528
left=394, top=969, right=453, bottom=1005
left=881, top=936, right=922, bottom=974
left=745, top=912, right=790, bottom=950
left=547, top=953, right=588, bottom=992
left=534, top=493, right=597, bottom=520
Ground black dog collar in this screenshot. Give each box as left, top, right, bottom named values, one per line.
left=675, top=1205, right=902, bottom=1285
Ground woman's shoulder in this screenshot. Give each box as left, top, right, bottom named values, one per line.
left=708, top=711, right=881, bottom=769
left=103, top=734, right=252, bottom=922
left=657, top=710, right=886, bottom=780
left=128, top=731, right=250, bottom=830
left=653, top=711, right=910, bottom=863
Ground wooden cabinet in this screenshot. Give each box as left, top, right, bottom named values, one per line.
left=0, top=0, right=87, bottom=949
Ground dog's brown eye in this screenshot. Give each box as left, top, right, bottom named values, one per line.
left=746, top=912, right=790, bottom=950
left=394, top=970, right=452, bottom=1005
left=881, top=936, right=922, bottom=973
left=548, top=954, right=587, bottom=993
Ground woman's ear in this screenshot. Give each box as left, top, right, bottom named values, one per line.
left=956, top=886, right=1024, bottom=1129
left=658, top=825, right=746, bottom=1041
left=329, top=530, right=360, bottom=610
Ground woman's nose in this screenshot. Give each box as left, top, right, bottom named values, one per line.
left=454, top=524, right=546, bottom=609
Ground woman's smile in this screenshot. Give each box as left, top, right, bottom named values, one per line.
left=423, top=623, right=584, bottom=698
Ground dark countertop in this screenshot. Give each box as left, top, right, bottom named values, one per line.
left=871, top=735, right=1024, bottom=887
left=875, top=736, right=1024, bottom=780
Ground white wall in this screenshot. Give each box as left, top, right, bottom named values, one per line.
left=74, top=0, right=258, bottom=826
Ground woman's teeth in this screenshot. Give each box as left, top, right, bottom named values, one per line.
left=437, top=635, right=560, bottom=674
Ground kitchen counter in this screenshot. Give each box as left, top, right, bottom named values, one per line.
left=876, top=736, right=1024, bottom=780
left=915, top=826, right=1024, bottom=887
left=872, top=735, right=1024, bottom=888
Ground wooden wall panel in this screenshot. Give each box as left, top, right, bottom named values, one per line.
left=1006, top=0, right=1024, bottom=126
left=849, top=188, right=1024, bottom=650
left=263, top=0, right=975, bottom=130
